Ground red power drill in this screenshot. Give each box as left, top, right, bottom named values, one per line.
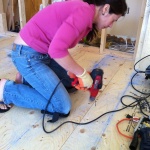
left=71, top=68, right=103, bottom=100
left=89, top=68, right=103, bottom=100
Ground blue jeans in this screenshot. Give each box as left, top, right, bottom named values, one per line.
left=3, top=44, right=71, bottom=114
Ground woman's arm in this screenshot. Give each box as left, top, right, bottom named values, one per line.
left=54, top=54, right=93, bottom=88
left=54, top=54, right=84, bottom=75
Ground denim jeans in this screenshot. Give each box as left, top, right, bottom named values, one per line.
left=3, top=44, right=72, bottom=114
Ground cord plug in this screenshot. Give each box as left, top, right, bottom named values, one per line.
left=126, top=114, right=133, bottom=119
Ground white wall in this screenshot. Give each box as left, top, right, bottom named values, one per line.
left=135, top=0, right=150, bottom=70
left=107, top=0, right=143, bottom=38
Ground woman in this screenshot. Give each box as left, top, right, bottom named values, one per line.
left=0, top=0, right=127, bottom=119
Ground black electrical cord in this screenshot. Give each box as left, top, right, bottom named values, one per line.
left=42, top=79, right=65, bottom=133
left=131, top=55, right=150, bottom=95
left=121, top=94, right=150, bottom=117
left=42, top=83, right=150, bottom=133
left=134, top=55, right=150, bottom=73
left=121, top=55, right=150, bottom=117
left=43, top=91, right=140, bottom=133
left=131, top=75, right=150, bottom=96
left=42, top=55, right=150, bottom=134
left=130, top=72, right=148, bottom=95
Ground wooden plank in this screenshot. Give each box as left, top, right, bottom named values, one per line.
left=0, top=45, right=102, bottom=149
left=6, top=0, right=15, bottom=30
left=0, top=0, right=4, bottom=13
left=0, top=13, right=7, bottom=33
left=42, top=0, right=49, bottom=8
left=0, top=36, right=143, bottom=150
left=70, top=44, right=133, bottom=60
left=0, top=0, right=7, bottom=31
left=0, top=46, right=17, bottom=80
left=4, top=31, right=18, bottom=36
left=11, top=0, right=15, bottom=30
left=97, top=73, right=149, bottom=149
left=3, top=47, right=131, bottom=149
left=60, top=60, right=134, bottom=150
left=2, top=0, right=15, bottom=31
left=24, top=0, right=42, bottom=21
left=0, top=107, right=43, bottom=150
left=0, top=36, right=16, bottom=49
left=18, top=0, right=26, bottom=29
left=100, top=29, right=106, bottom=54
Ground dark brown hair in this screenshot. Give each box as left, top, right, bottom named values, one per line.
left=83, top=0, right=127, bottom=41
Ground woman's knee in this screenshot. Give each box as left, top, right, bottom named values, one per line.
left=62, top=103, right=71, bottom=114
left=57, top=99, right=72, bottom=114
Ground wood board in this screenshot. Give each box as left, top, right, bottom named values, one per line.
left=0, top=35, right=150, bottom=150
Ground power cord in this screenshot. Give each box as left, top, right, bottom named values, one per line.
left=42, top=79, right=64, bottom=133
left=121, top=95, right=150, bottom=117
left=42, top=55, right=150, bottom=134
left=116, top=118, right=137, bottom=139
left=121, top=55, right=150, bottom=117
left=108, top=40, right=135, bottom=53
left=43, top=95, right=139, bottom=133
left=131, top=55, right=150, bottom=95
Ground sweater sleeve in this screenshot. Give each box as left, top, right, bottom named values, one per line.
left=48, top=7, right=93, bottom=58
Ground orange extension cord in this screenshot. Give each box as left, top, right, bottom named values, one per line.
left=116, top=118, right=139, bottom=139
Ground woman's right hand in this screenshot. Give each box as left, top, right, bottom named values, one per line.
left=54, top=54, right=93, bottom=88
left=76, top=69, right=93, bottom=88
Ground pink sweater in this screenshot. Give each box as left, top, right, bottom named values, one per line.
left=20, top=1, right=95, bottom=58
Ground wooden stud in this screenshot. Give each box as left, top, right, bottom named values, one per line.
left=18, top=0, right=26, bottom=29
left=11, top=0, right=15, bottom=30
left=99, top=29, right=107, bottom=54
left=0, top=0, right=7, bottom=32
left=42, top=0, right=49, bottom=8
left=6, top=0, right=15, bottom=31
left=0, top=13, right=7, bottom=33
left=0, top=0, right=4, bottom=13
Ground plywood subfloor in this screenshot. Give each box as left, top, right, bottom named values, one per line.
left=0, top=34, right=150, bottom=150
